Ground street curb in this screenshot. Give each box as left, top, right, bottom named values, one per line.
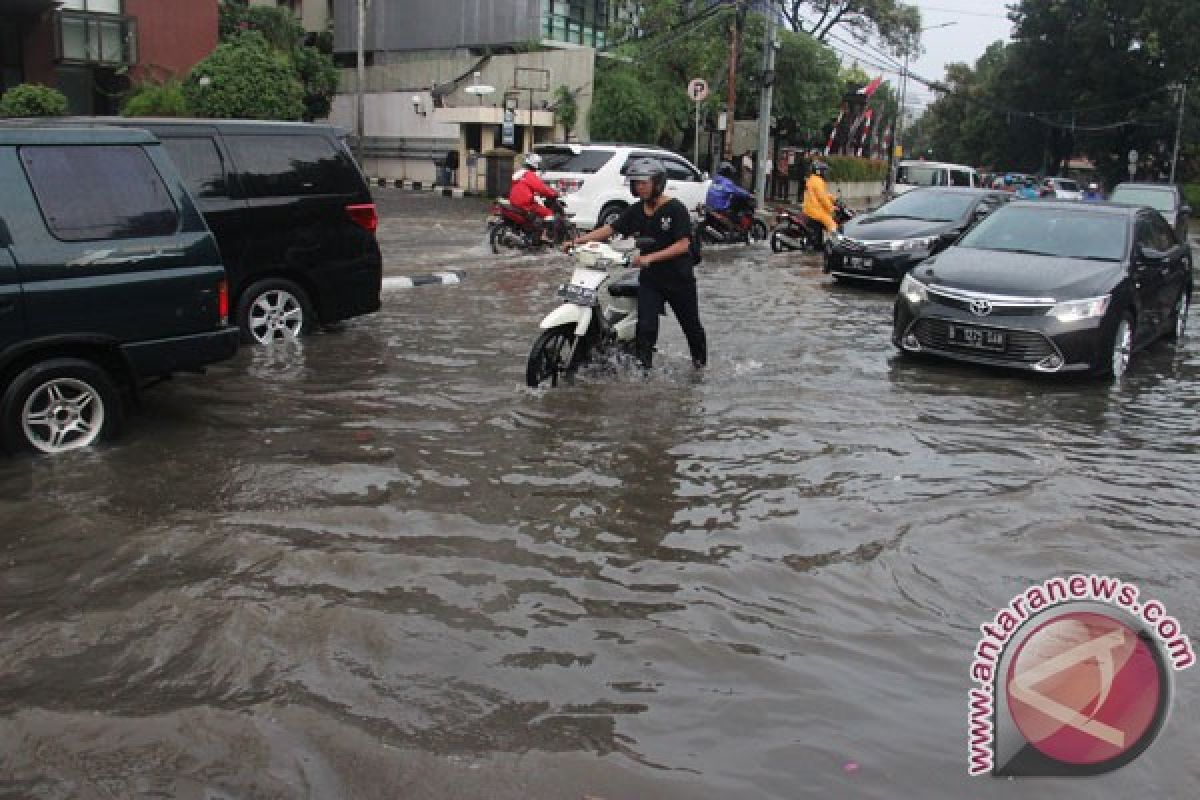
left=370, top=178, right=482, bottom=199
left=381, top=271, right=465, bottom=290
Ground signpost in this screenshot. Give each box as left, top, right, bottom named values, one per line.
left=502, top=109, right=515, bottom=148
left=688, top=78, right=709, bottom=168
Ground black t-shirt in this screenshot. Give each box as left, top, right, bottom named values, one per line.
left=612, top=197, right=695, bottom=285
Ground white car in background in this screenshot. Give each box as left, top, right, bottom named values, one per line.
left=894, top=160, right=979, bottom=194
left=535, top=143, right=711, bottom=230
left=1041, top=177, right=1083, bottom=200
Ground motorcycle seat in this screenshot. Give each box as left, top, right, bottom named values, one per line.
left=608, top=270, right=640, bottom=298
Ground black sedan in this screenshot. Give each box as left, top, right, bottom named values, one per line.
left=892, top=201, right=1193, bottom=380
left=824, top=188, right=1010, bottom=283
left=1108, top=182, right=1191, bottom=241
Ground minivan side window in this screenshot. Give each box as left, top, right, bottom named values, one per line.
left=160, top=137, right=228, bottom=198
left=225, top=134, right=352, bottom=197
left=950, top=170, right=973, bottom=187
left=20, top=145, right=179, bottom=241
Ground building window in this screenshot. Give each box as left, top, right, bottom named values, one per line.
left=60, top=0, right=123, bottom=13
left=542, top=0, right=609, bottom=48
left=55, top=9, right=137, bottom=66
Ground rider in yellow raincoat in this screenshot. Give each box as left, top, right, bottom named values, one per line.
left=803, top=161, right=837, bottom=239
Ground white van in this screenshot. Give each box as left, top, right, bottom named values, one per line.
left=894, top=160, right=979, bottom=195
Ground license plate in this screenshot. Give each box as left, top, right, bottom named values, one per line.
left=560, top=284, right=598, bottom=306
left=844, top=256, right=873, bottom=270
left=947, top=323, right=1006, bottom=352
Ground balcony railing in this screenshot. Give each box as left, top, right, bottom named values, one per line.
left=55, top=10, right=137, bottom=66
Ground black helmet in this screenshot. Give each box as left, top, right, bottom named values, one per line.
left=718, top=161, right=736, bottom=180
left=626, top=157, right=668, bottom=199
left=812, top=161, right=829, bottom=175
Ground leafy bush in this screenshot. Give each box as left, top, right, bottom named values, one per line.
left=0, top=84, right=68, bottom=117
left=122, top=78, right=190, bottom=117
left=826, top=156, right=888, bottom=183
left=553, top=85, right=578, bottom=140
left=184, top=31, right=304, bottom=120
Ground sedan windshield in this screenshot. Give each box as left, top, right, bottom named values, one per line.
left=1108, top=187, right=1175, bottom=215
left=870, top=190, right=978, bottom=222
left=958, top=206, right=1128, bottom=261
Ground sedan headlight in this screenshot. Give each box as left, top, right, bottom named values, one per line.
left=1048, top=295, right=1111, bottom=323
left=899, top=273, right=928, bottom=305
left=889, top=235, right=939, bottom=252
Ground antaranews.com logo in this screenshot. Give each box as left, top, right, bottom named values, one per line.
left=968, top=573, right=1194, bottom=777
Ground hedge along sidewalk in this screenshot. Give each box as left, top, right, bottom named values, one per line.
left=369, top=178, right=485, bottom=199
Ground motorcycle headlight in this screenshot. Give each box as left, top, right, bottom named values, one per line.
left=890, top=235, right=939, bottom=252
left=1048, top=295, right=1110, bottom=322
left=899, top=274, right=928, bottom=305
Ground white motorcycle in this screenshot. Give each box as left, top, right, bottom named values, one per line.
left=525, top=239, right=651, bottom=388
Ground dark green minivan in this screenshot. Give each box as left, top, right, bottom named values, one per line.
left=0, top=127, right=238, bottom=454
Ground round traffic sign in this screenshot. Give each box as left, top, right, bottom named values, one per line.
left=688, top=78, right=709, bottom=103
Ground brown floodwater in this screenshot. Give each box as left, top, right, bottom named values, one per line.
left=1, top=192, right=1198, bottom=799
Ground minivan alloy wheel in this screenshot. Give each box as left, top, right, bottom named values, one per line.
left=244, top=286, right=309, bottom=344
left=1, top=358, right=122, bottom=455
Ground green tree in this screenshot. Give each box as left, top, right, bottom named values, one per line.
left=0, top=84, right=68, bottom=117
left=552, top=85, right=579, bottom=139
left=780, top=0, right=922, bottom=57
left=589, top=66, right=667, bottom=144
left=215, top=1, right=337, bottom=122
left=184, top=31, right=305, bottom=120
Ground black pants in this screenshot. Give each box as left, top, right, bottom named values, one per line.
left=636, top=272, right=706, bottom=368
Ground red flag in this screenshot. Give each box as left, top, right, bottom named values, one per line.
left=858, top=75, right=883, bottom=98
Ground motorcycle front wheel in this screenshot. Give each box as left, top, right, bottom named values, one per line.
left=526, top=323, right=579, bottom=388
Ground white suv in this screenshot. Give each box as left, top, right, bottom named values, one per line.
left=534, top=143, right=711, bottom=230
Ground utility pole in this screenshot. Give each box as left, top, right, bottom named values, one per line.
left=754, top=0, right=777, bottom=205
left=355, top=0, right=368, bottom=164
left=723, top=1, right=745, bottom=162
left=886, top=49, right=910, bottom=194
left=1170, top=82, right=1187, bottom=184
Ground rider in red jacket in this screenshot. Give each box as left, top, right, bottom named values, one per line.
left=509, top=153, right=560, bottom=242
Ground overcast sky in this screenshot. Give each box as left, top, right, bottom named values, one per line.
left=905, top=1, right=1016, bottom=108
left=801, top=1, right=1016, bottom=110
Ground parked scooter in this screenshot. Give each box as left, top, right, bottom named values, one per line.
left=525, top=239, right=652, bottom=388
left=487, top=196, right=578, bottom=254
left=769, top=200, right=855, bottom=253
left=695, top=195, right=768, bottom=245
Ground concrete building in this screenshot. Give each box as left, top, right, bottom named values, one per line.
left=0, top=0, right=216, bottom=114
left=328, top=0, right=615, bottom=188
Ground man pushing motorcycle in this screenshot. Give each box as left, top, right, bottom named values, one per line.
left=567, top=158, right=707, bottom=370
left=509, top=153, right=561, bottom=243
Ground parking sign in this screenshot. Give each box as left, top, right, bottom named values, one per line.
left=688, top=78, right=709, bottom=103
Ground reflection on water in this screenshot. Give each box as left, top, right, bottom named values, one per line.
left=1, top=241, right=1198, bottom=799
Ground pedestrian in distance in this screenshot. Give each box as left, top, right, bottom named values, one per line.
left=509, top=153, right=561, bottom=243
left=566, top=158, right=707, bottom=370
left=803, top=161, right=838, bottom=245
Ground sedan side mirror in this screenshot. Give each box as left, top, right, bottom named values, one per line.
left=1137, top=244, right=1168, bottom=264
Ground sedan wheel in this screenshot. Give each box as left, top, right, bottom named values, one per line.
left=1109, top=313, right=1134, bottom=379
left=1168, top=289, right=1189, bottom=341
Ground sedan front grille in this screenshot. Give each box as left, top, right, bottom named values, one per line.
left=913, top=318, right=1058, bottom=364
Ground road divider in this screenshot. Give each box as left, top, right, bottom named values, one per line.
left=382, top=272, right=464, bottom=290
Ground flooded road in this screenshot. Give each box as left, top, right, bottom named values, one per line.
left=2, top=191, right=1198, bottom=799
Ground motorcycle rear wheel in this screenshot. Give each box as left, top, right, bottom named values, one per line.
left=490, top=223, right=526, bottom=255
left=526, top=323, right=580, bottom=388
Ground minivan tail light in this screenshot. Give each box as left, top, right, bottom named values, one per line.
left=346, top=203, right=379, bottom=233
left=218, top=279, right=230, bottom=325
